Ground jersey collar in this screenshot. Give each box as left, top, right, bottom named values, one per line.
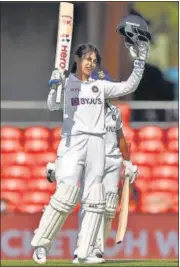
left=69, top=74, right=95, bottom=84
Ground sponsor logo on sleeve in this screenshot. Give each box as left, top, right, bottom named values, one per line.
left=98, top=71, right=105, bottom=79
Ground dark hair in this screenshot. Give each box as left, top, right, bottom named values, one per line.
left=71, top=43, right=101, bottom=73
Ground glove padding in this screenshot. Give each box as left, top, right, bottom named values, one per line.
left=129, top=41, right=149, bottom=62
left=131, top=41, right=149, bottom=71
left=123, top=160, right=138, bottom=184
left=137, top=41, right=149, bottom=61
left=46, top=162, right=56, bottom=183
left=48, top=69, right=66, bottom=90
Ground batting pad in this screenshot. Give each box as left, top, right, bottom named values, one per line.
left=92, top=192, right=119, bottom=255
left=105, top=192, right=119, bottom=218
left=104, top=192, right=119, bottom=242
left=77, top=183, right=106, bottom=259
left=31, top=183, right=80, bottom=250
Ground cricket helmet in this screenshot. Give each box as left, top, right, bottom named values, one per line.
left=116, top=14, right=151, bottom=44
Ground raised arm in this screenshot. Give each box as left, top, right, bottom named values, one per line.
left=104, top=41, right=149, bottom=98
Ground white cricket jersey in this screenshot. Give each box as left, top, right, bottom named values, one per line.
left=105, top=104, right=122, bottom=157
left=62, top=74, right=105, bottom=135
left=47, top=67, right=143, bottom=135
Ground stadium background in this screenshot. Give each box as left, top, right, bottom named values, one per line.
left=1, top=2, right=178, bottom=260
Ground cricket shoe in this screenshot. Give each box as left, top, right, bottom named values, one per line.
left=72, top=255, right=79, bottom=264
left=33, top=247, right=47, bottom=264
left=72, top=254, right=105, bottom=264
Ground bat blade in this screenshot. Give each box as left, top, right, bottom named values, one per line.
left=116, top=177, right=130, bottom=244
left=55, top=2, right=74, bottom=103
left=55, top=2, right=74, bottom=71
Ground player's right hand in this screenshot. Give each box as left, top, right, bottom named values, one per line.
left=48, top=69, right=65, bottom=90
left=46, top=162, right=56, bottom=183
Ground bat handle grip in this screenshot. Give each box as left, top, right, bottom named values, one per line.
left=56, top=83, right=63, bottom=104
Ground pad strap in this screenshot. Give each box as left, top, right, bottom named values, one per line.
left=105, top=192, right=119, bottom=219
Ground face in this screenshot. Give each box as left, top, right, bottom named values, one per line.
left=79, top=52, right=97, bottom=77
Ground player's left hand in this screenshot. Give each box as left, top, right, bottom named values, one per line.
left=46, top=162, right=56, bottom=183
left=137, top=41, right=149, bottom=62
left=129, top=41, right=149, bottom=62
left=123, top=160, right=138, bottom=184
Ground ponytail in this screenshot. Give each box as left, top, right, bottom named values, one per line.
left=71, top=62, right=77, bottom=73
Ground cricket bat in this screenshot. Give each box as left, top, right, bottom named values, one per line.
left=55, top=2, right=74, bottom=103
left=116, top=176, right=130, bottom=244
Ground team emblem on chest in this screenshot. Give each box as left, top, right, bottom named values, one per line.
left=92, top=86, right=99, bottom=93
left=112, top=114, right=116, bottom=121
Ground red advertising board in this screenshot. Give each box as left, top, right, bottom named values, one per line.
left=1, top=213, right=178, bottom=259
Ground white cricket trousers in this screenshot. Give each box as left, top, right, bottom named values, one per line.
left=74, top=155, right=123, bottom=257
left=103, top=155, right=123, bottom=193
left=31, top=133, right=105, bottom=258
left=56, top=133, right=105, bottom=198
left=82, top=155, right=122, bottom=200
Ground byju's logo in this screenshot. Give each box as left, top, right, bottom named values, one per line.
left=106, top=126, right=116, bottom=132
left=71, top=98, right=79, bottom=106
left=71, top=98, right=102, bottom=106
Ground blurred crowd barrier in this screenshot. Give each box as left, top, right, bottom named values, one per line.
left=1, top=101, right=178, bottom=260
left=1, top=101, right=178, bottom=214
left=1, top=100, right=178, bottom=126
left=1, top=122, right=178, bottom=214
left=1, top=213, right=178, bottom=260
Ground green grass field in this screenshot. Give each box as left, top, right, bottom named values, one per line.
left=1, top=259, right=178, bottom=267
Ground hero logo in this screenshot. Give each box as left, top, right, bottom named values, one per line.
left=60, top=34, right=70, bottom=43
left=59, top=33, right=71, bottom=69
left=59, top=15, right=72, bottom=70
left=59, top=44, right=68, bottom=70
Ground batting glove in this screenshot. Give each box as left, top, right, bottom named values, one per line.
left=48, top=69, right=66, bottom=90
left=46, top=162, right=56, bottom=183
left=128, top=41, right=149, bottom=71
left=123, top=160, right=138, bottom=184
left=137, top=41, right=149, bottom=62
left=129, top=41, right=149, bottom=61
